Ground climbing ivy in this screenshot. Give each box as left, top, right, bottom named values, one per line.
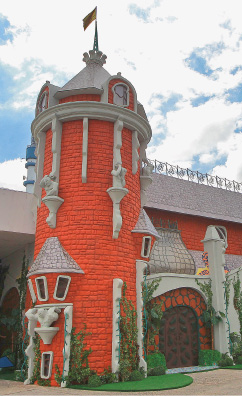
left=15, top=254, right=29, bottom=369
left=195, top=278, right=225, bottom=349
left=142, top=278, right=163, bottom=355
left=31, top=335, right=50, bottom=386
left=119, top=282, right=139, bottom=381
left=58, top=325, right=92, bottom=386
left=224, top=276, right=231, bottom=308
left=233, top=273, right=242, bottom=338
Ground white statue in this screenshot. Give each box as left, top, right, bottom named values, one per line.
left=40, top=173, right=59, bottom=196
left=111, top=162, right=127, bottom=188
left=142, top=160, right=154, bottom=177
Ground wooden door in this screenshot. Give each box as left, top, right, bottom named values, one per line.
left=159, top=306, right=198, bottom=369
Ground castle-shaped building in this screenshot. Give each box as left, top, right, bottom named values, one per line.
left=2, top=43, right=242, bottom=387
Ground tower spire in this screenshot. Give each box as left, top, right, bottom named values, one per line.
left=93, top=20, right=99, bottom=52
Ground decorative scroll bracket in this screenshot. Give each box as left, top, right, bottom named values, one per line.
left=40, top=114, right=64, bottom=229
left=107, top=118, right=129, bottom=239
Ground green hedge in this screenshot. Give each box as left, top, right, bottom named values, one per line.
left=199, top=349, right=221, bottom=366
left=147, top=352, right=167, bottom=370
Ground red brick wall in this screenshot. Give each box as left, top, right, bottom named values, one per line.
left=59, top=94, right=101, bottom=104
left=108, top=79, right=134, bottom=111
left=33, top=119, right=141, bottom=377
left=146, top=208, right=242, bottom=255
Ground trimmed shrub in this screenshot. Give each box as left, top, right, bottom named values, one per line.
left=218, top=353, right=234, bottom=367
left=100, top=368, right=117, bottom=384
left=235, top=356, right=242, bottom=365
left=147, top=352, right=167, bottom=370
left=147, top=365, right=166, bottom=376
left=199, top=349, right=221, bottom=366
left=129, top=370, right=143, bottom=381
left=88, top=374, right=102, bottom=387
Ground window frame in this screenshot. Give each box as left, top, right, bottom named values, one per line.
left=112, top=83, right=129, bottom=107
left=38, top=91, right=48, bottom=114
left=41, top=351, right=54, bottom=379
left=28, top=279, right=37, bottom=303
left=53, top=275, right=71, bottom=301
left=141, top=236, right=152, bottom=258
left=35, top=276, right=49, bottom=301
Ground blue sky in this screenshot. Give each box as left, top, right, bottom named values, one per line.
left=0, top=0, right=242, bottom=190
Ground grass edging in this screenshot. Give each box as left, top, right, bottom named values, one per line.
left=219, top=364, right=242, bottom=370
left=70, top=373, right=193, bottom=392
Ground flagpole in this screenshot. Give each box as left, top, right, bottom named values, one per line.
left=93, top=19, right=99, bottom=52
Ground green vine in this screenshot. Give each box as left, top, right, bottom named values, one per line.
left=16, top=254, right=29, bottom=370
left=55, top=325, right=92, bottom=386
left=224, top=276, right=231, bottom=308
left=142, top=278, right=163, bottom=355
left=196, top=278, right=225, bottom=349
left=233, top=272, right=242, bottom=338
left=119, top=282, right=139, bottom=381
left=31, top=335, right=50, bottom=386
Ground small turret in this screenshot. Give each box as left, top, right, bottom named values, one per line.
left=23, top=136, right=36, bottom=193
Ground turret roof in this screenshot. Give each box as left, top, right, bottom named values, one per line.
left=56, top=50, right=110, bottom=95
left=27, top=237, right=84, bottom=277
left=132, top=209, right=160, bottom=239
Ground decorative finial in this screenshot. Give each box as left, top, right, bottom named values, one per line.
left=83, top=50, right=107, bottom=66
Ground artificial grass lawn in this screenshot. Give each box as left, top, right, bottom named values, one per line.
left=70, top=373, right=193, bottom=392
left=220, top=364, right=242, bottom=370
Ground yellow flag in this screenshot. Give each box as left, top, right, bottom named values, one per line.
left=83, top=7, right=97, bottom=31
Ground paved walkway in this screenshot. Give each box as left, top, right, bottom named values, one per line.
left=0, top=369, right=241, bottom=395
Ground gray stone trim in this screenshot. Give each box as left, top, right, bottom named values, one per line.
left=31, top=102, right=151, bottom=142
left=54, top=87, right=103, bottom=99
left=82, top=118, right=88, bottom=183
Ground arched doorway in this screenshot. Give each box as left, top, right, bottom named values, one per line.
left=159, top=306, right=198, bottom=368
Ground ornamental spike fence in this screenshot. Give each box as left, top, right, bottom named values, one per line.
left=148, top=159, right=242, bottom=194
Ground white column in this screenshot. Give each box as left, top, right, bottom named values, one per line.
left=136, top=260, right=147, bottom=373
left=51, top=115, right=62, bottom=184
left=82, top=117, right=88, bottom=183
left=112, top=278, right=123, bottom=373
left=202, top=226, right=230, bottom=354
left=34, top=131, right=46, bottom=207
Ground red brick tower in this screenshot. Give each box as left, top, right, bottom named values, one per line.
left=25, top=47, right=158, bottom=386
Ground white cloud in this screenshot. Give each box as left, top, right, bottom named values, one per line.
left=1, top=0, right=242, bottom=188
left=0, top=158, right=26, bottom=191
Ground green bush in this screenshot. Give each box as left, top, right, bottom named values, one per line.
left=129, top=370, right=143, bottom=381
left=147, top=365, right=166, bottom=376
left=235, top=356, right=242, bottom=365
left=119, top=359, right=130, bottom=382
left=88, top=374, right=102, bottom=387
left=100, top=367, right=117, bottom=384
left=218, top=353, right=234, bottom=367
left=199, top=349, right=221, bottom=366
left=147, top=352, right=167, bottom=370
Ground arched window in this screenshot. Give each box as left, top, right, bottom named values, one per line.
left=112, top=83, right=129, bottom=106
left=38, top=91, right=48, bottom=113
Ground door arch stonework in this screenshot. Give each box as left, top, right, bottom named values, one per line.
left=152, top=287, right=211, bottom=368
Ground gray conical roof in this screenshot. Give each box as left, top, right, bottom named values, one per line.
left=28, top=237, right=84, bottom=277
left=132, top=209, right=160, bottom=239
left=57, top=50, right=110, bottom=95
